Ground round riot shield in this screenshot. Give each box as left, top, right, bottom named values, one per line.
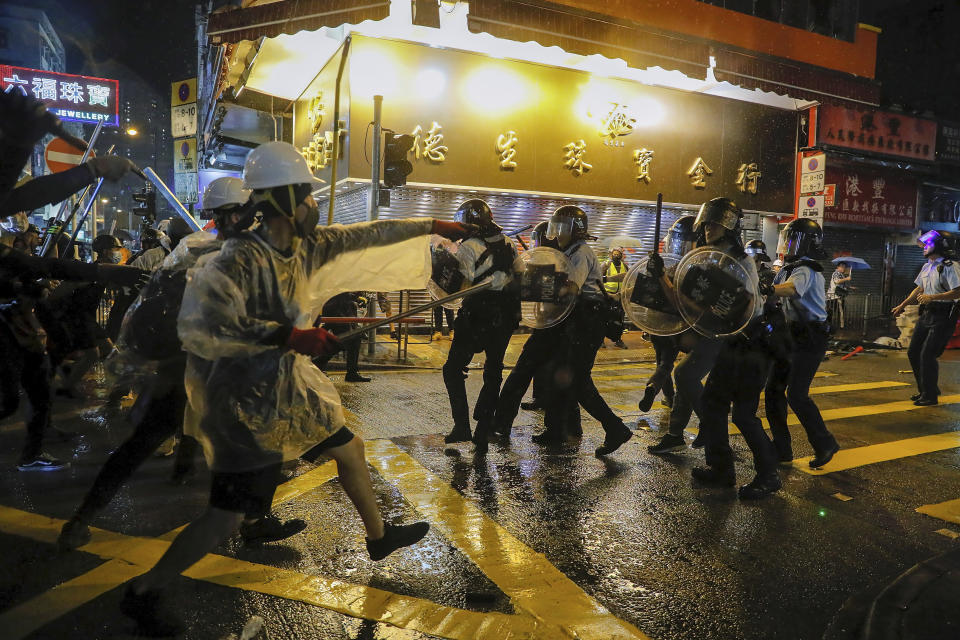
left=620, top=255, right=689, bottom=336
left=673, top=247, right=760, bottom=338
left=427, top=235, right=466, bottom=310
left=514, top=247, right=578, bottom=329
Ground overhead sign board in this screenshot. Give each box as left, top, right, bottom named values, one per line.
left=819, top=105, right=937, bottom=162
left=174, top=172, right=198, bottom=204
left=1, top=65, right=119, bottom=127
left=174, top=138, right=197, bottom=173
left=799, top=152, right=825, bottom=194
left=936, top=120, right=960, bottom=165
left=823, top=161, right=917, bottom=229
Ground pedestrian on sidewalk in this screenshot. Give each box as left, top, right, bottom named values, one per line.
left=601, top=248, right=629, bottom=349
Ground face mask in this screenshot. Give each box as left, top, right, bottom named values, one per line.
left=295, top=203, right=320, bottom=238
left=106, top=250, right=124, bottom=264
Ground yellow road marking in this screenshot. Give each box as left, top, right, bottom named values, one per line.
left=796, top=429, right=960, bottom=475
left=366, top=439, right=650, bottom=640
left=595, top=370, right=837, bottom=393
left=271, top=460, right=338, bottom=506
left=0, top=506, right=539, bottom=640
left=916, top=498, right=960, bottom=525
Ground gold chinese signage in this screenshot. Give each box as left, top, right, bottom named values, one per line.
left=294, top=36, right=795, bottom=211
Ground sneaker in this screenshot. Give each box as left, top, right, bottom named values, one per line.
left=444, top=427, right=472, bottom=444
left=367, top=522, right=430, bottom=561
left=17, top=452, right=68, bottom=472
left=646, top=433, right=685, bottom=454
left=58, top=517, right=91, bottom=551
left=595, top=424, right=633, bottom=457
left=691, top=465, right=736, bottom=487
left=738, top=473, right=782, bottom=499
left=120, top=584, right=185, bottom=637
left=239, top=514, right=307, bottom=546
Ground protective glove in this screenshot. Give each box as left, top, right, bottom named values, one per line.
left=87, top=156, right=136, bottom=181
left=287, top=327, right=342, bottom=358
left=431, top=220, right=477, bottom=241
left=646, top=252, right=664, bottom=278
left=0, top=91, right=60, bottom=147
left=758, top=278, right=775, bottom=297
left=97, top=264, right=150, bottom=288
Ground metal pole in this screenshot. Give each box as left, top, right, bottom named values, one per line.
left=338, top=281, right=492, bottom=342
left=862, top=294, right=871, bottom=339
left=369, top=95, right=382, bottom=221
left=140, top=166, right=201, bottom=230
left=67, top=177, right=107, bottom=250
left=327, top=36, right=351, bottom=226
left=40, top=120, right=104, bottom=247
left=365, top=290, right=376, bottom=357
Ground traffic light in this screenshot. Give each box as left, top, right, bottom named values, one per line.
left=382, top=132, right=414, bottom=188
left=132, top=186, right=157, bottom=224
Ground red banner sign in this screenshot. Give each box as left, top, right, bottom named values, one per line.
left=824, top=162, right=917, bottom=229
left=819, top=105, right=936, bottom=162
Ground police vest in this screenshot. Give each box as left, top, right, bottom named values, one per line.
left=604, top=261, right=627, bottom=294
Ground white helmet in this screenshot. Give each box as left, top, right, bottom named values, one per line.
left=202, top=176, right=250, bottom=210
left=242, top=141, right=324, bottom=190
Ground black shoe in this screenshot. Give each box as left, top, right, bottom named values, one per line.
left=472, top=422, right=490, bottom=455
left=910, top=393, right=922, bottom=402
left=17, top=452, right=68, bottom=472
left=239, top=514, right=307, bottom=546
left=637, top=385, right=658, bottom=412
left=914, top=396, right=938, bottom=407
left=691, top=465, right=736, bottom=487
left=367, top=522, right=430, bottom=561
left=778, top=453, right=794, bottom=466
left=58, top=517, right=91, bottom=551
left=647, top=433, right=685, bottom=454
left=520, top=400, right=542, bottom=411
left=614, top=339, right=628, bottom=349
left=345, top=372, right=371, bottom=382
left=738, top=473, right=782, bottom=499
left=120, top=585, right=185, bottom=637
left=595, top=424, right=633, bottom=457
left=444, top=428, right=472, bottom=444
left=690, top=432, right=705, bottom=449
left=531, top=431, right=563, bottom=446
left=809, top=442, right=840, bottom=469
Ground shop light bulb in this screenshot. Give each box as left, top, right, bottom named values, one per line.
left=461, top=66, right=531, bottom=114
left=413, top=68, right=446, bottom=101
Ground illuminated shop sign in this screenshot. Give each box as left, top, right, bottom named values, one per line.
left=0, top=65, right=119, bottom=127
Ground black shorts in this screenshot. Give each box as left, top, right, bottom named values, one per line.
left=209, top=463, right=283, bottom=517
left=300, top=427, right=355, bottom=463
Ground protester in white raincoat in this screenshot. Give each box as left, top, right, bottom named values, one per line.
left=120, top=141, right=473, bottom=636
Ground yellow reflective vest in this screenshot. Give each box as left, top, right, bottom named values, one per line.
left=603, top=260, right=627, bottom=294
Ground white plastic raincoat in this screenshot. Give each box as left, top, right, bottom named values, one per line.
left=178, top=218, right=432, bottom=472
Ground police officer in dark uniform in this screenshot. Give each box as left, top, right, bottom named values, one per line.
left=540, top=205, right=633, bottom=456
left=765, top=219, right=840, bottom=468
left=442, top=200, right=521, bottom=452
left=893, top=229, right=960, bottom=406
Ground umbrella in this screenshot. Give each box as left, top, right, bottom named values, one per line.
left=601, top=235, right=646, bottom=249
left=832, top=256, right=871, bottom=270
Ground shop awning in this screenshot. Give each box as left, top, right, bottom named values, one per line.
left=714, top=49, right=881, bottom=108
left=467, top=0, right=711, bottom=80
left=207, top=0, right=390, bottom=44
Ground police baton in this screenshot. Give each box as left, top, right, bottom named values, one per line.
left=336, top=281, right=493, bottom=343
left=653, top=192, right=663, bottom=255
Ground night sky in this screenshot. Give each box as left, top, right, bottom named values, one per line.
left=29, top=1, right=960, bottom=119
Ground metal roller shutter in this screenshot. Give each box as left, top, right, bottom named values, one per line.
left=892, top=244, right=926, bottom=302
left=820, top=229, right=888, bottom=334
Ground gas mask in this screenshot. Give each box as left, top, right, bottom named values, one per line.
left=296, top=200, right=320, bottom=238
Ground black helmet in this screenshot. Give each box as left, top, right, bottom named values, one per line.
left=779, top=218, right=825, bottom=261
left=918, top=230, right=957, bottom=258
left=92, top=234, right=123, bottom=254
left=546, top=205, right=588, bottom=248
left=745, top=239, right=772, bottom=263
left=663, top=215, right=697, bottom=256
left=530, top=220, right=552, bottom=248
left=694, top=197, right=743, bottom=247
left=166, top=218, right=193, bottom=250
left=454, top=199, right=500, bottom=234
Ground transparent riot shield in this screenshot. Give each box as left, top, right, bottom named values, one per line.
left=427, top=235, right=466, bottom=310
left=673, top=247, right=760, bottom=338
left=620, top=255, right=689, bottom=336
left=514, top=247, right=578, bottom=329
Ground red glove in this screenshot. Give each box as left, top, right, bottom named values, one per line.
left=287, top=327, right=342, bottom=357
left=431, top=220, right=477, bottom=240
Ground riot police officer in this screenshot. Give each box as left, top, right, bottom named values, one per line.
left=892, top=229, right=960, bottom=406
left=442, top=200, right=521, bottom=450
left=765, top=218, right=840, bottom=468
left=540, top=205, right=633, bottom=455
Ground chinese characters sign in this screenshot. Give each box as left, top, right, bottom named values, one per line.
left=823, top=163, right=917, bottom=229
left=1, top=65, right=118, bottom=127
left=937, top=120, right=960, bottom=165
left=819, top=105, right=936, bottom=162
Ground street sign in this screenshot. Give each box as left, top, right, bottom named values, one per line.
left=171, top=78, right=197, bottom=107
left=174, top=172, right=198, bottom=204
left=800, top=152, right=826, bottom=194
left=799, top=195, right=824, bottom=223
left=823, top=184, right=836, bottom=207
left=45, top=136, right=93, bottom=173
left=171, top=103, right=197, bottom=138
left=174, top=138, right=197, bottom=173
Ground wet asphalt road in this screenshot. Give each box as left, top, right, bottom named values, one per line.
left=1, top=346, right=959, bottom=639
